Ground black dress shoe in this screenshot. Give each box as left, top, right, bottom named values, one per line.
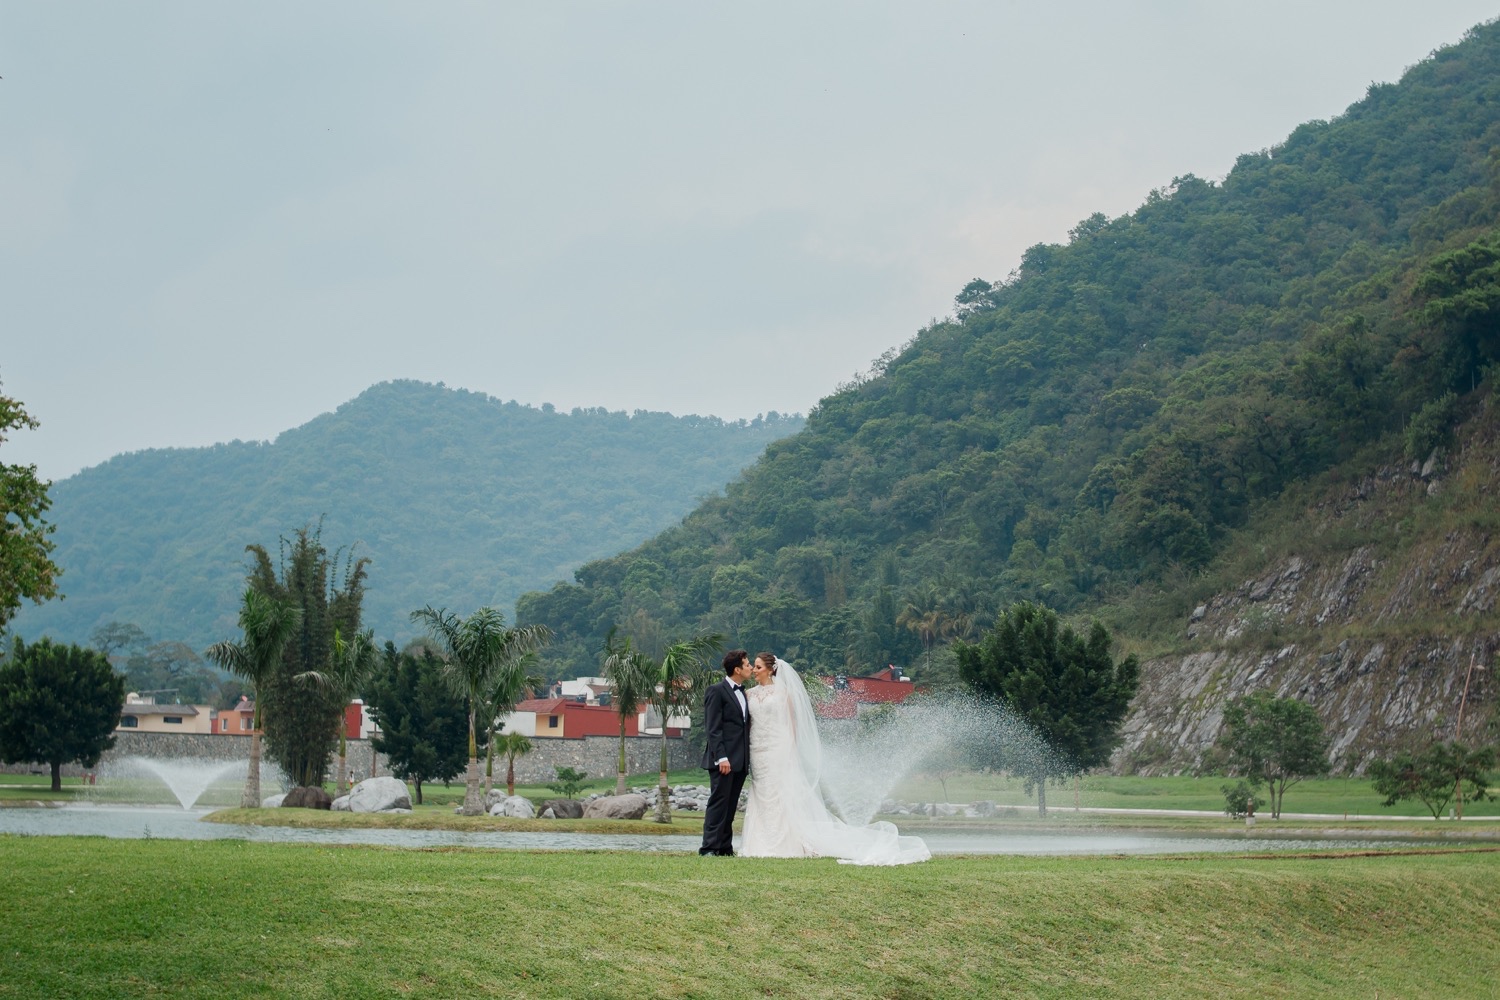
left=716, top=849, right=735, bottom=856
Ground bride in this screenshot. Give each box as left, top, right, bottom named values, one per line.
left=740, top=652, right=930, bottom=865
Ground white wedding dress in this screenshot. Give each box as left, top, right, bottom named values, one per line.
left=740, top=660, right=930, bottom=866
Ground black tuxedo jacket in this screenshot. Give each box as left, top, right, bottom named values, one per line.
left=700, top=678, right=750, bottom=772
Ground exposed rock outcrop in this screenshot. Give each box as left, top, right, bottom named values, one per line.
left=1117, top=418, right=1500, bottom=775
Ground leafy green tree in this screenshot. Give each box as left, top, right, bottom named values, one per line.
left=364, top=643, right=469, bottom=805
left=0, top=637, right=124, bottom=791
left=1213, top=691, right=1331, bottom=819
left=548, top=765, right=588, bottom=799
left=1412, top=235, right=1500, bottom=390
left=956, top=602, right=1139, bottom=816
left=643, top=633, right=723, bottom=823
left=121, top=640, right=222, bottom=705
left=601, top=628, right=656, bottom=795
left=496, top=731, right=533, bottom=797
left=246, top=525, right=369, bottom=788
left=409, top=605, right=551, bottom=815
left=205, top=587, right=302, bottom=807
left=89, top=621, right=151, bottom=660
left=0, top=387, right=61, bottom=631
left=954, top=277, right=998, bottom=318
left=1221, top=779, right=1259, bottom=819
left=1368, top=741, right=1496, bottom=820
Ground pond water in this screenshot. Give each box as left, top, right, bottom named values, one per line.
left=0, top=805, right=1434, bottom=855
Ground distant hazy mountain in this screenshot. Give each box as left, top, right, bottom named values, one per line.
left=14, top=380, right=802, bottom=650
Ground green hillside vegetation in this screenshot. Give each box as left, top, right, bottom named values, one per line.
left=518, top=21, right=1500, bottom=680
left=14, top=380, right=801, bottom=652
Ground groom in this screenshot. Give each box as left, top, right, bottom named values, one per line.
left=699, top=648, right=753, bottom=856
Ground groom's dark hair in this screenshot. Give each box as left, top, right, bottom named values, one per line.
left=722, top=649, right=748, bottom=675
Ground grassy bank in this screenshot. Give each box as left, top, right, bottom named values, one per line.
left=203, top=807, right=704, bottom=837
left=0, top=836, right=1496, bottom=998
left=202, top=803, right=1500, bottom=843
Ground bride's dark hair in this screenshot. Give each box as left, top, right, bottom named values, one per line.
left=755, top=651, right=778, bottom=675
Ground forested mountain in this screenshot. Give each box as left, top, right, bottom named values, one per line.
left=518, top=20, right=1500, bottom=694
left=14, top=380, right=801, bottom=650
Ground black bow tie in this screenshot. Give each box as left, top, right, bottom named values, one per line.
left=731, top=684, right=744, bottom=692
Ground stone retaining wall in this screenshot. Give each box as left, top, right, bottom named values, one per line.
left=1, top=731, right=696, bottom=784
left=505, top=734, right=698, bottom=784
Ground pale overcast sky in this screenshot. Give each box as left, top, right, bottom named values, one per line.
left=3, top=2, right=1496, bottom=482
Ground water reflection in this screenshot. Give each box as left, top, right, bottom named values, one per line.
left=0, top=806, right=1433, bottom=855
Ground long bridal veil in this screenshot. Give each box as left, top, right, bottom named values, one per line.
left=773, top=658, right=930, bottom=866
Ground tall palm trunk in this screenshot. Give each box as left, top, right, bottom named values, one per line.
left=616, top=719, right=629, bottom=796
left=655, top=729, right=671, bottom=823
left=243, top=728, right=263, bottom=808
left=462, top=707, right=483, bottom=815
left=506, top=755, right=517, bottom=797
left=485, top=728, right=496, bottom=796
left=337, top=731, right=348, bottom=796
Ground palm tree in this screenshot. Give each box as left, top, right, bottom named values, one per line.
left=483, top=651, right=542, bottom=796
left=601, top=629, right=656, bottom=795
left=495, top=731, right=533, bottom=797
left=409, top=605, right=551, bottom=816
left=305, top=627, right=378, bottom=796
left=644, top=633, right=723, bottom=823
left=898, top=582, right=950, bottom=675
left=206, top=587, right=302, bottom=808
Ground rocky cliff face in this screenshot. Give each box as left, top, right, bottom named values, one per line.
left=1114, top=398, right=1500, bottom=774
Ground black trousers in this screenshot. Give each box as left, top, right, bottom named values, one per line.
left=699, top=766, right=747, bottom=854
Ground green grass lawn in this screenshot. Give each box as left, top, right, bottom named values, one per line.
left=0, top=836, right=1496, bottom=998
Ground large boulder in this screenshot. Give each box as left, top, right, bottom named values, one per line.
left=583, top=793, right=649, bottom=820
left=347, top=776, right=412, bottom=813
left=282, top=786, right=333, bottom=810
left=331, top=795, right=351, bottom=812
left=540, top=798, right=584, bottom=819
left=489, top=795, right=536, bottom=818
